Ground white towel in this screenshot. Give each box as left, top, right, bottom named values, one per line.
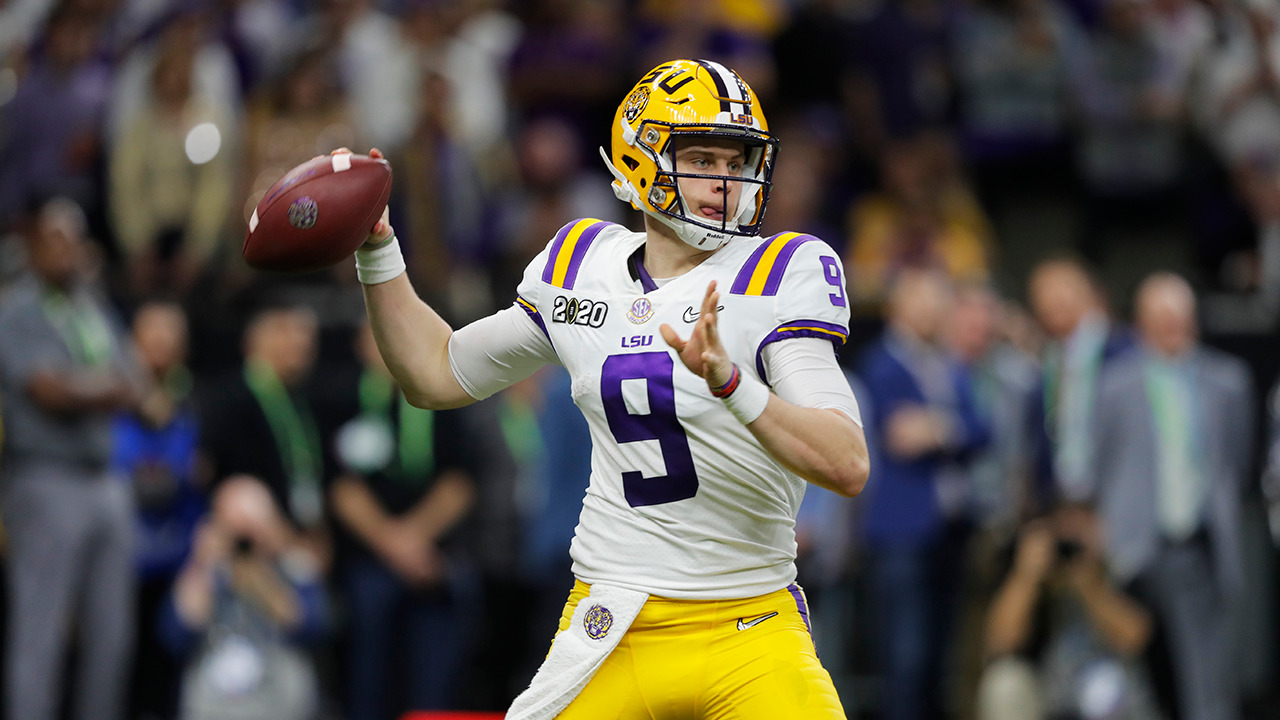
left=506, top=583, right=649, bottom=720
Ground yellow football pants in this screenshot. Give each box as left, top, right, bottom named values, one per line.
left=554, top=580, right=847, bottom=719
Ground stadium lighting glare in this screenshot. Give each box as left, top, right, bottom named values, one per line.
left=185, top=122, right=221, bottom=165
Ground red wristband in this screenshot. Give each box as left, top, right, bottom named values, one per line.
left=710, top=364, right=741, bottom=398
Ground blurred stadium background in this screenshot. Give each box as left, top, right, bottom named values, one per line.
left=2, top=0, right=1280, bottom=718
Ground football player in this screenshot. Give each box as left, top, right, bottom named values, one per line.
left=347, top=59, right=870, bottom=719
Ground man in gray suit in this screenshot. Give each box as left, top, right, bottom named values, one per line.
left=1091, top=272, right=1253, bottom=720
left=0, top=198, right=152, bottom=720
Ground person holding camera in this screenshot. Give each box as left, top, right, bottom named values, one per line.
left=158, top=474, right=328, bottom=720
left=978, top=502, right=1160, bottom=720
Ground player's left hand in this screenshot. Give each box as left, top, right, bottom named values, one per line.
left=661, top=281, right=734, bottom=390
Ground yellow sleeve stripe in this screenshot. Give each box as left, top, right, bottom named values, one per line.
left=744, top=232, right=803, bottom=296
left=546, top=218, right=608, bottom=289
left=776, top=325, right=848, bottom=341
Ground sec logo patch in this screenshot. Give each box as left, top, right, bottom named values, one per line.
left=626, top=297, right=654, bottom=324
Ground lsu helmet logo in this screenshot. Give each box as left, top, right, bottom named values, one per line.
left=623, top=86, right=650, bottom=124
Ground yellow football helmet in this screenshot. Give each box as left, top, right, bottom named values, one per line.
left=601, top=59, right=778, bottom=251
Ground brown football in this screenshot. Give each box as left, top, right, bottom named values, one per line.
left=243, top=153, right=392, bottom=272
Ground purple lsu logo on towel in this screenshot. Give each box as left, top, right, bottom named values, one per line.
left=582, top=604, right=614, bottom=640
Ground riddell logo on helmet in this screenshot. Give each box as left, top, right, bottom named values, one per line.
left=623, top=87, right=650, bottom=123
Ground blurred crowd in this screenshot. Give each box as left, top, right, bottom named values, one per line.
left=2, top=0, right=1280, bottom=719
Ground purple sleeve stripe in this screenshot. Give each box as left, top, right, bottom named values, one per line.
left=541, top=219, right=609, bottom=289
left=753, top=319, right=849, bottom=383
left=729, top=233, right=785, bottom=295
left=787, top=583, right=813, bottom=638
left=759, top=235, right=815, bottom=296
left=514, top=296, right=550, bottom=340
left=730, top=232, right=812, bottom=296
left=560, top=221, right=609, bottom=290
left=539, top=221, right=578, bottom=284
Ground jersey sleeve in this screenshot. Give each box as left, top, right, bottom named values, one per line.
left=734, top=233, right=850, bottom=383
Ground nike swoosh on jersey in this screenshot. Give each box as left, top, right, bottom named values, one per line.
left=682, top=305, right=725, bottom=323
left=735, top=611, right=779, bottom=631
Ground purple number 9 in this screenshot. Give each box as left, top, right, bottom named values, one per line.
left=601, top=352, right=699, bottom=507
left=821, top=256, right=847, bottom=307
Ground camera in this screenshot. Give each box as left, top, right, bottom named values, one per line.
left=232, top=536, right=255, bottom=557
left=1055, top=538, right=1084, bottom=562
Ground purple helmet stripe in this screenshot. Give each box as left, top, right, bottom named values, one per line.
left=694, top=59, right=733, bottom=114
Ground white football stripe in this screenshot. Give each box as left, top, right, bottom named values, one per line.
left=249, top=208, right=259, bottom=232
left=332, top=153, right=352, bottom=173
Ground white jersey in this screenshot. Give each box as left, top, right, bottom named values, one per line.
left=515, top=218, right=852, bottom=599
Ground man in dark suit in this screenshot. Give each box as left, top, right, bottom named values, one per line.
left=858, top=268, right=991, bottom=720
left=1091, top=272, right=1253, bottom=720
left=1026, top=256, right=1133, bottom=507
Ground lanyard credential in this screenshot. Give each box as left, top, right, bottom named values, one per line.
left=41, top=288, right=114, bottom=368
left=358, top=369, right=435, bottom=483
left=243, top=361, right=324, bottom=524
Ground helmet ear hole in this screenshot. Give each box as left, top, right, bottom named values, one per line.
left=622, top=155, right=640, bottom=171
left=639, top=178, right=647, bottom=187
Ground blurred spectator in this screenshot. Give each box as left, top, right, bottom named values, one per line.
left=0, top=197, right=146, bottom=720
left=242, top=46, right=356, bottom=223
left=1189, top=2, right=1280, bottom=293
left=1192, top=1, right=1280, bottom=170
left=857, top=267, right=991, bottom=720
left=517, top=366, right=590, bottom=644
left=1146, top=0, right=1213, bottom=108
left=633, top=0, right=780, bottom=101
left=0, top=3, right=111, bottom=235
left=495, top=115, right=625, bottom=293
left=299, top=0, right=416, bottom=154
left=761, top=117, right=846, bottom=244
left=399, top=64, right=493, bottom=319
left=949, top=283, right=1042, bottom=720
left=1026, top=256, right=1133, bottom=506
left=456, top=371, right=553, bottom=710
left=951, top=0, right=1083, bottom=234
left=1068, top=0, right=1188, bottom=261
left=108, top=5, right=242, bottom=153
left=322, top=321, right=481, bottom=718
left=215, top=0, right=311, bottom=96
left=845, top=131, right=995, bottom=311
left=415, top=0, right=522, bottom=182
left=951, top=283, right=1040, bottom=531
left=198, top=304, right=328, bottom=550
left=978, top=502, right=1160, bottom=720
left=111, top=300, right=204, bottom=720
left=108, top=34, right=235, bottom=302
left=159, top=474, right=327, bottom=720
left=1263, top=377, right=1280, bottom=545
left=845, top=0, right=954, bottom=144
left=506, top=0, right=629, bottom=147
left=1090, top=272, right=1253, bottom=720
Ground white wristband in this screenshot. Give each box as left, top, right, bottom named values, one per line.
left=354, top=236, right=406, bottom=285
left=722, top=371, right=770, bottom=424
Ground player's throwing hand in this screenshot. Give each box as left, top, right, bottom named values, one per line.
left=660, top=280, right=734, bottom=391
